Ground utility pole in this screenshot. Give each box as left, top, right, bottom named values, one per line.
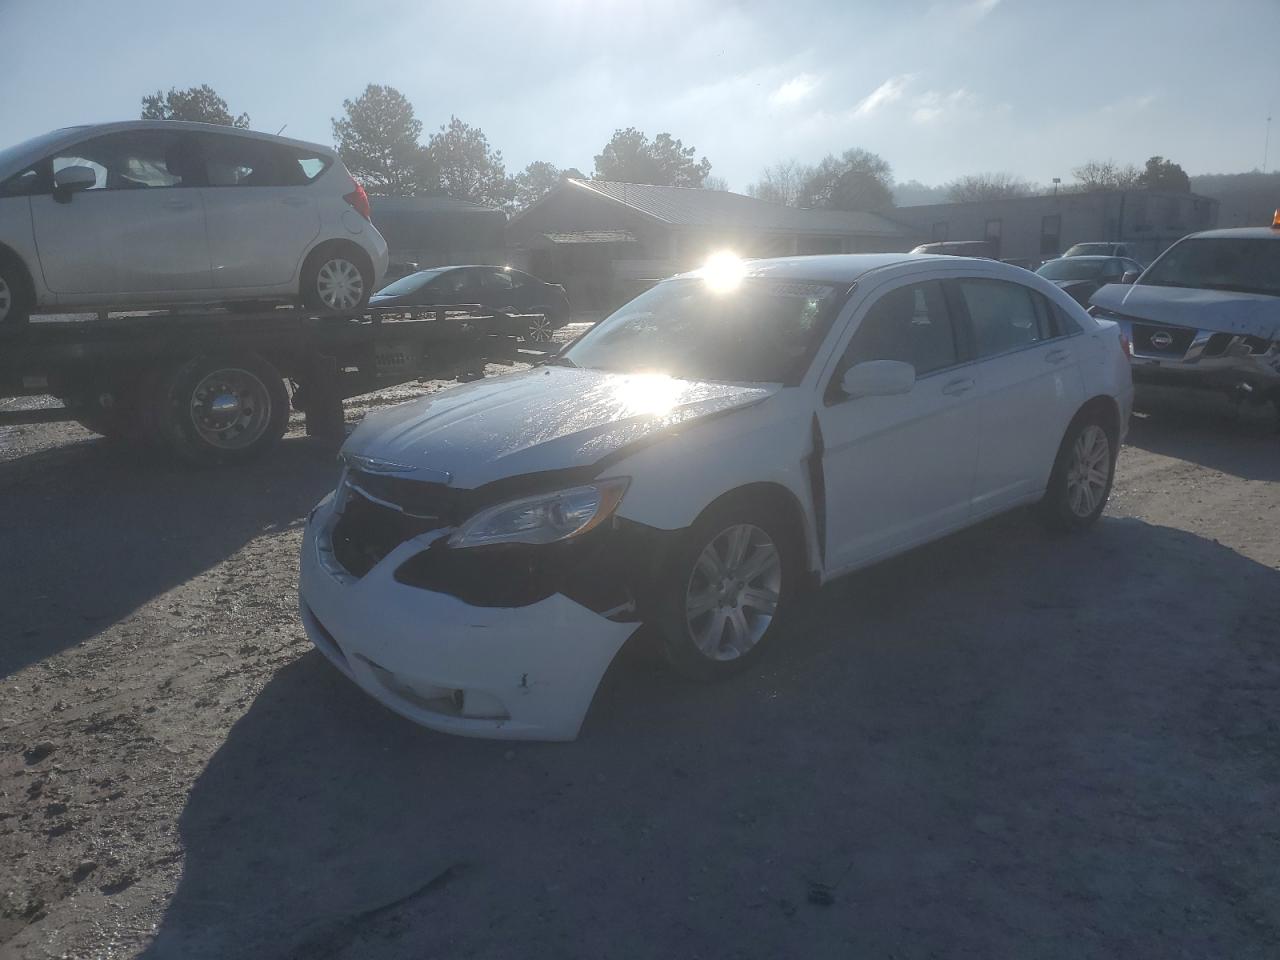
left=1265, top=104, right=1273, bottom=174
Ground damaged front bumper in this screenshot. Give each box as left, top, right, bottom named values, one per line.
left=1101, top=311, right=1280, bottom=398
left=298, top=491, right=641, bottom=741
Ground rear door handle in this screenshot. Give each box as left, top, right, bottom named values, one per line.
left=1045, top=348, right=1070, bottom=365
left=281, top=196, right=308, bottom=206
left=941, top=377, right=975, bottom=397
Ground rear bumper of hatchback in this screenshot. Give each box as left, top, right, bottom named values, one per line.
left=298, top=493, right=638, bottom=741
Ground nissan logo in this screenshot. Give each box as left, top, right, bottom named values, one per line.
left=1149, top=330, right=1175, bottom=350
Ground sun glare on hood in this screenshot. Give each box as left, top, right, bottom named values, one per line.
left=700, top=251, right=747, bottom=293
left=609, top=372, right=688, bottom=416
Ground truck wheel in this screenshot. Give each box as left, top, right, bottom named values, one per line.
left=0, top=256, right=32, bottom=328
left=300, top=244, right=372, bottom=314
left=154, top=352, right=289, bottom=465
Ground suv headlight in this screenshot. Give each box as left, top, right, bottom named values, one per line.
left=448, top=478, right=630, bottom=548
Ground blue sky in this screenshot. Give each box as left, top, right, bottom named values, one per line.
left=2, top=0, right=1278, bottom=191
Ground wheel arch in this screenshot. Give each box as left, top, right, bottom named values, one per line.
left=1074, top=393, right=1123, bottom=445
left=299, top=238, right=375, bottom=289
left=690, top=481, right=816, bottom=579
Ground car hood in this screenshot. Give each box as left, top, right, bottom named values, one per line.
left=1090, top=283, right=1280, bottom=338
left=341, top=367, right=777, bottom=489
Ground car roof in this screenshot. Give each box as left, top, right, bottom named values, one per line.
left=673, top=253, right=1038, bottom=285
left=19, top=120, right=332, bottom=157
left=1181, top=227, right=1280, bottom=240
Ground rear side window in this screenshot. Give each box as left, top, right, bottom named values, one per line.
left=200, top=135, right=322, bottom=187
left=956, top=279, right=1052, bottom=357
left=839, top=281, right=959, bottom=379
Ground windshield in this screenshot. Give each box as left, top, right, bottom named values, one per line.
left=563, top=277, right=840, bottom=384
left=374, top=268, right=450, bottom=297
left=1037, top=259, right=1110, bottom=281
left=1139, top=238, right=1280, bottom=297
left=1064, top=243, right=1111, bottom=257
left=0, top=127, right=84, bottom=178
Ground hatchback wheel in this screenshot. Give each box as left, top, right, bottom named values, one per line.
left=656, top=503, right=795, bottom=678
left=301, top=246, right=371, bottom=314
left=0, top=259, right=31, bottom=328
left=1041, top=414, right=1115, bottom=532
left=523, top=313, right=556, bottom=343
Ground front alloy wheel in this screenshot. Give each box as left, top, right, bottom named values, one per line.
left=525, top=314, right=556, bottom=343
left=684, top=523, right=782, bottom=661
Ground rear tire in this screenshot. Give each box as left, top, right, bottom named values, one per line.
left=1039, top=412, right=1117, bottom=532
left=153, top=352, right=289, bottom=466
left=300, top=244, right=372, bottom=315
left=523, top=311, right=557, bottom=343
left=654, top=500, right=797, bottom=679
left=0, top=256, right=32, bottom=328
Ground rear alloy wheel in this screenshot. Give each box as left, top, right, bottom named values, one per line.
left=657, top=505, right=795, bottom=679
left=524, top=313, right=556, bottom=343
left=301, top=246, right=371, bottom=314
left=1041, top=415, right=1115, bottom=532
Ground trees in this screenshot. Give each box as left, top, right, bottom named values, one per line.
left=701, top=175, right=730, bottom=192
left=509, top=161, right=585, bottom=212
left=798, top=148, right=895, bottom=212
left=140, top=85, right=249, bottom=127
left=1071, top=159, right=1142, bottom=191
left=331, top=84, right=437, bottom=196
left=593, top=128, right=712, bottom=187
left=746, top=160, right=814, bottom=206
left=945, top=172, right=1035, bottom=202
left=1139, top=156, right=1191, bottom=192
left=427, top=116, right=510, bottom=208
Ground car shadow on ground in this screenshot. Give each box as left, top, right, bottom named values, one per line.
left=1125, top=385, right=1280, bottom=482
left=0, top=434, right=338, bottom=678
left=141, top=513, right=1280, bottom=960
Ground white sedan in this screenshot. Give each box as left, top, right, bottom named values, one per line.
left=299, top=254, right=1134, bottom=740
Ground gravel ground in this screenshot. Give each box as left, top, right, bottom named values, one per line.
left=1, top=366, right=1278, bottom=959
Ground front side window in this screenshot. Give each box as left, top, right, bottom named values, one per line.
left=1139, top=238, right=1280, bottom=298
left=957, top=278, right=1052, bottom=357
left=47, top=129, right=198, bottom=190
left=564, top=277, right=840, bottom=384
left=486, top=270, right=516, bottom=291
left=837, top=281, right=958, bottom=382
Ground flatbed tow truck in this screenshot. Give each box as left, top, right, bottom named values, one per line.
left=0, top=304, right=545, bottom=465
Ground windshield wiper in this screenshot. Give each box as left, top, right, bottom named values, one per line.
left=539, top=353, right=577, bottom=368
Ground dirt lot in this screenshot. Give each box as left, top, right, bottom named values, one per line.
left=2, top=363, right=1279, bottom=959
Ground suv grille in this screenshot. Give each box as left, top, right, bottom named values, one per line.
left=1132, top=322, right=1195, bottom=357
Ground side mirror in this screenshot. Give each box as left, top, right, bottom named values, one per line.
left=53, top=165, right=98, bottom=202
left=1120, top=270, right=1140, bottom=284
left=840, top=359, right=916, bottom=399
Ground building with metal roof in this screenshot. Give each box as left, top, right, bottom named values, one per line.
left=507, top=179, right=916, bottom=311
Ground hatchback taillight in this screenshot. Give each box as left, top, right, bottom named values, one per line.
left=343, top=177, right=371, bottom=221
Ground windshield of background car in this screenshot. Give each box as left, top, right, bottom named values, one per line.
left=1037, top=259, right=1108, bottom=281
left=1139, top=238, right=1280, bottom=297
left=375, top=269, right=451, bottom=297
left=1064, top=244, right=1111, bottom=256
left=563, top=277, right=840, bottom=384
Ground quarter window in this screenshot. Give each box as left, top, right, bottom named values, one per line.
left=957, top=279, right=1053, bottom=356
left=838, top=281, right=959, bottom=382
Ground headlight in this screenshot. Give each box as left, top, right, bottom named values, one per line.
left=448, top=478, right=630, bottom=548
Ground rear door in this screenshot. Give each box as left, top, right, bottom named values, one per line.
left=30, top=128, right=210, bottom=295
left=198, top=133, right=321, bottom=290
left=955, top=278, right=1086, bottom=516
left=817, top=278, right=982, bottom=571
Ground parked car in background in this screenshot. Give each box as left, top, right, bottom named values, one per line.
left=300, top=253, right=1133, bottom=740
left=1063, top=242, right=1137, bottom=260
left=1089, top=221, right=1280, bottom=405
left=909, top=240, right=997, bottom=258
left=0, top=121, right=388, bottom=326
left=1036, top=255, right=1143, bottom=305
left=370, top=265, right=571, bottom=341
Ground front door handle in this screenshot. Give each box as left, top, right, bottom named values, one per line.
left=941, top=377, right=975, bottom=397
left=1045, top=348, right=1070, bottom=365
left=161, top=198, right=193, bottom=210
left=281, top=196, right=308, bottom=207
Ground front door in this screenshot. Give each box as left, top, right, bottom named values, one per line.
left=198, top=132, right=320, bottom=290
left=817, top=278, right=982, bottom=572
left=30, top=128, right=210, bottom=296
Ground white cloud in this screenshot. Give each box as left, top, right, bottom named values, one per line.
left=911, top=88, right=980, bottom=124
left=853, top=74, right=913, bottom=117
left=769, top=73, right=820, bottom=106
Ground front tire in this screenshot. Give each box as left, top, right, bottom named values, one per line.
left=0, top=256, right=32, bottom=328
left=1040, top=414, right=1116, bottom=532
left=523, top=311, right=557, bottom=343
left=300, top=244, right=372, bottom=315
left=655, top=502, right=796, bottom=679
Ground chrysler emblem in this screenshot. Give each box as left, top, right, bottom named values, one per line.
left=1149, top=330, right=1175, bottom=350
